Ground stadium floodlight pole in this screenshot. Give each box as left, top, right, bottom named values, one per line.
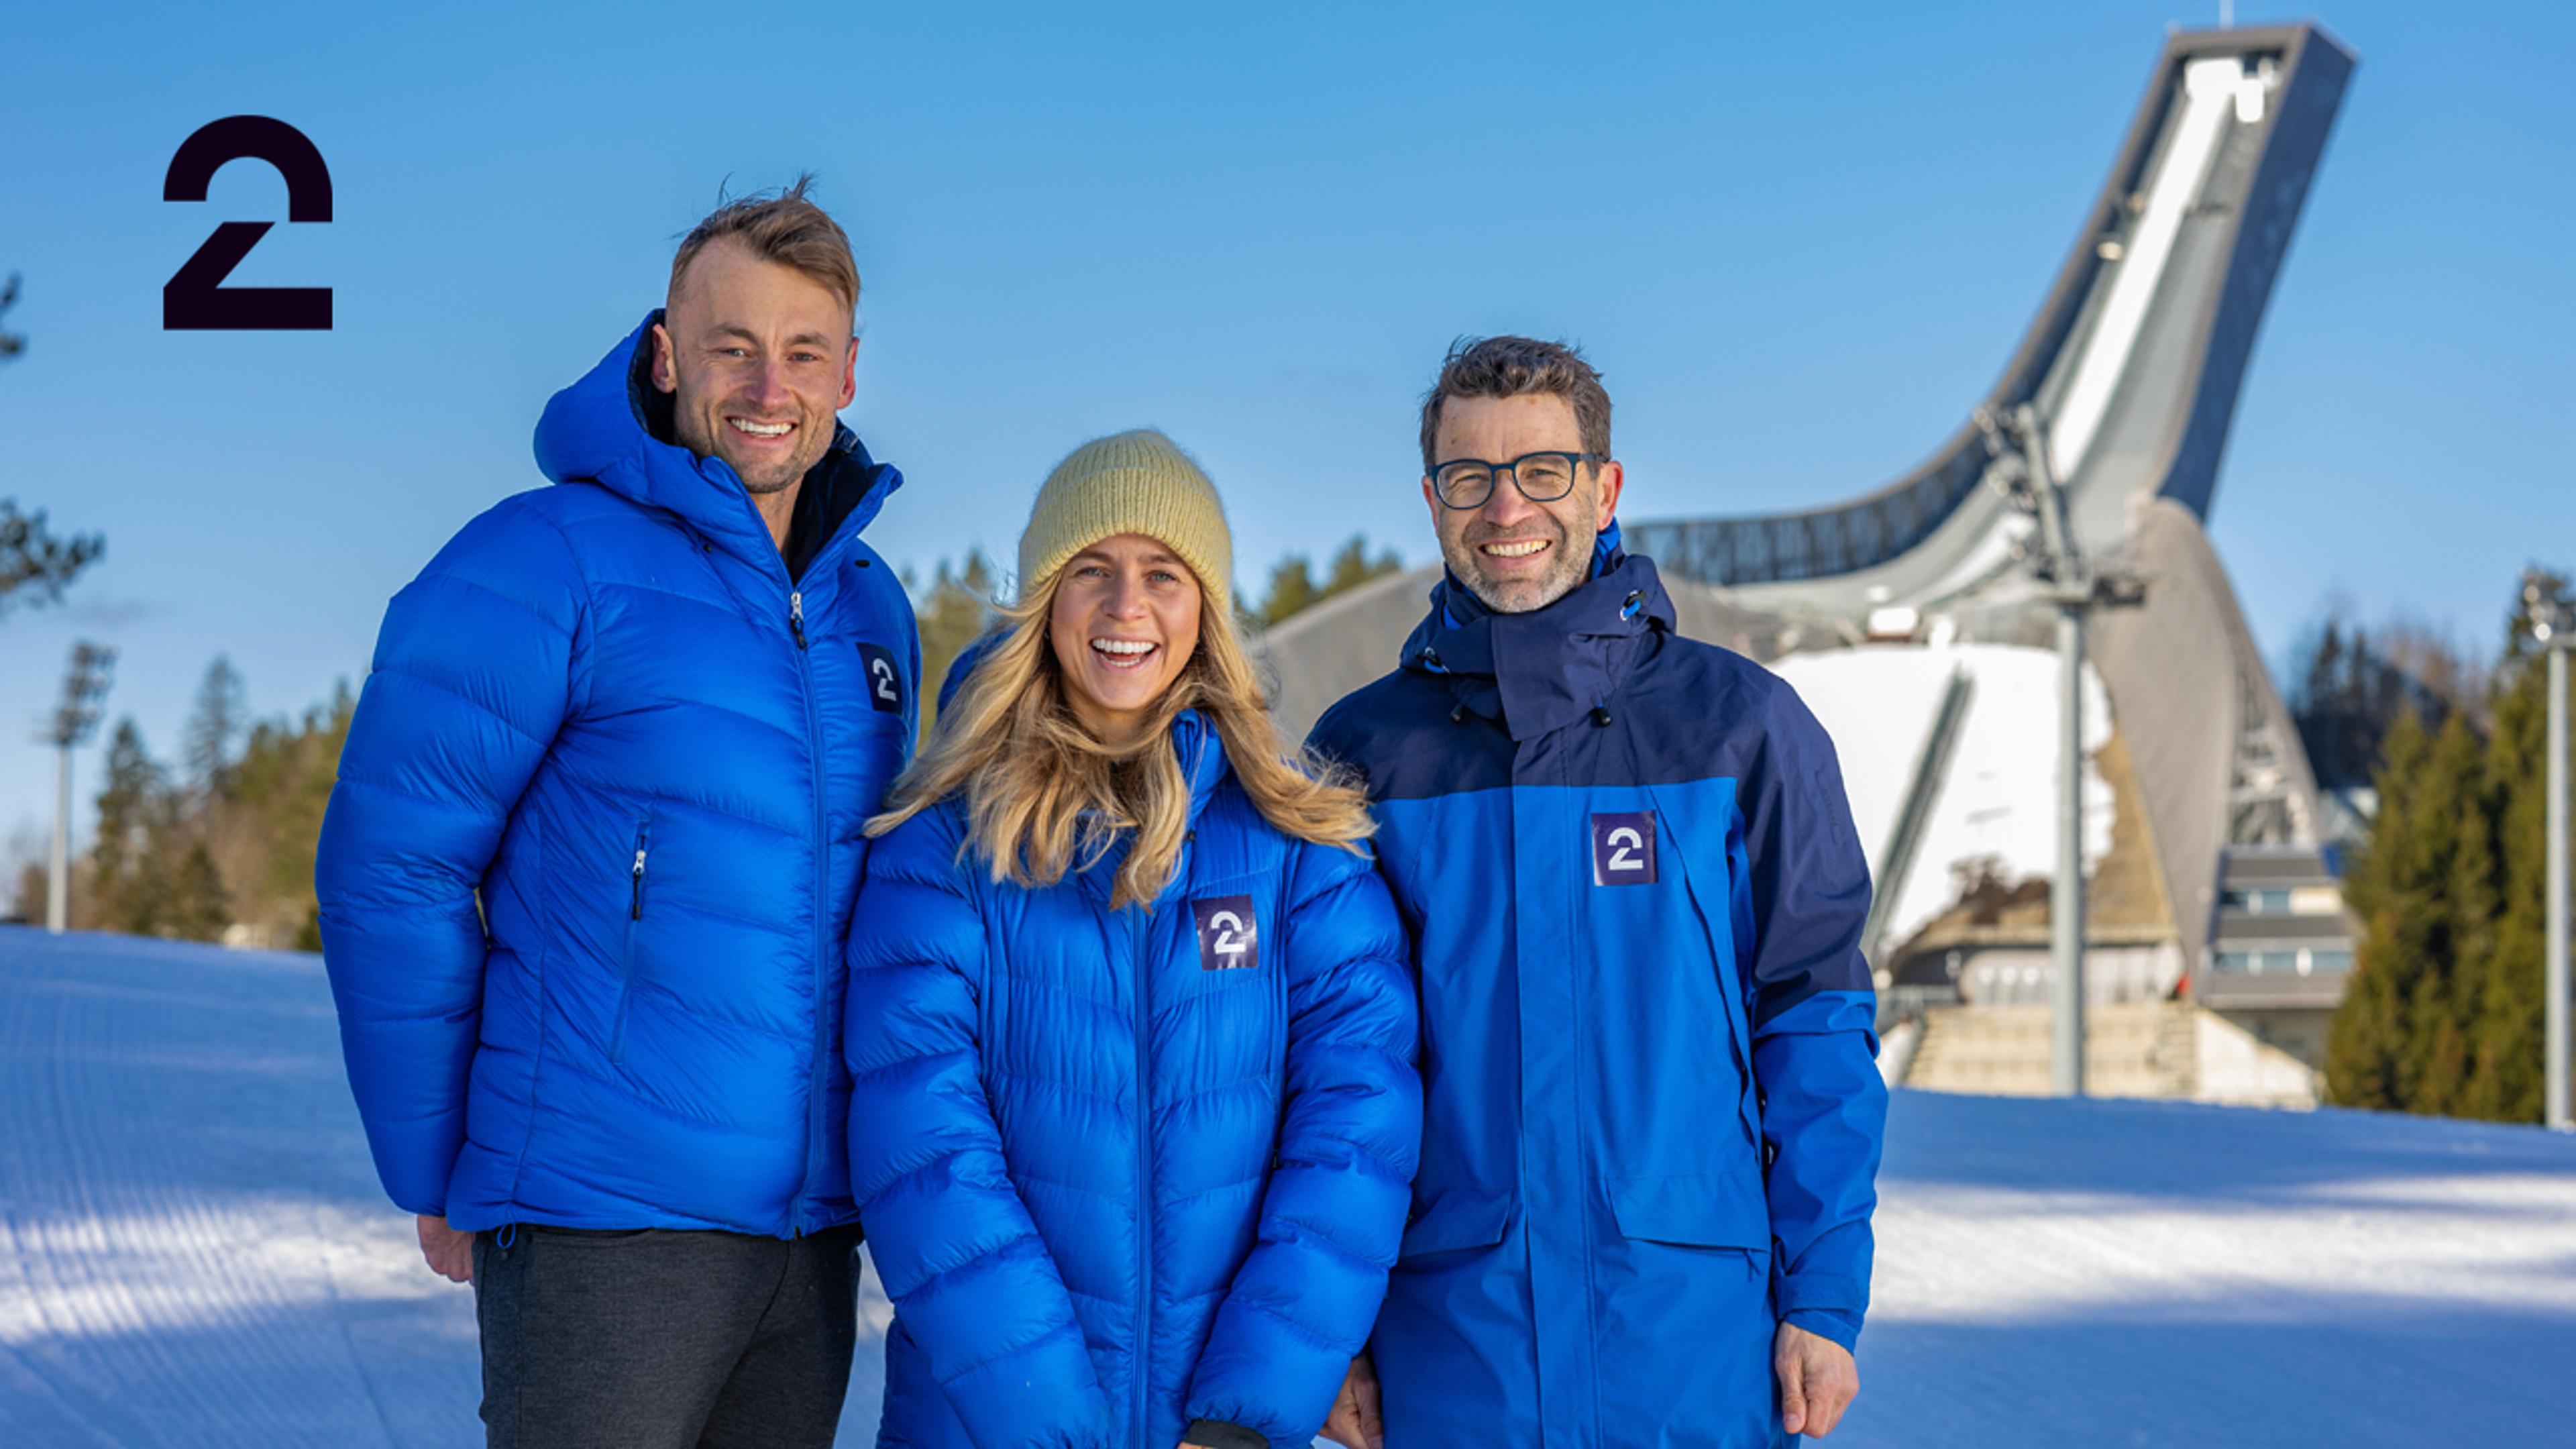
left=2017, top=405, right=2090, bottom=1097
left=2528, top=572, right=2572, bottom=1131
left=40, top=641, right=116, bottom=934
left=1978, top=404, right=2147, bottom=1099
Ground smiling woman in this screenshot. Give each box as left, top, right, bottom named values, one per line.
left=1047, top=533, right=1205, bottom=747
left=845, top=427, right=1421, bottom=1449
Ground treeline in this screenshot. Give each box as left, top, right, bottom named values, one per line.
left=2322, top=569, right=2571, bottom=1122
left=20, top=659, right=353, bottom=949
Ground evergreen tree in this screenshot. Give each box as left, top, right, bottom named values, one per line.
left=2413, top=712, right=2499, bottom=1117
left=90, top=718, right=170, bottom=932
left=162, top=841, right=230, bottom=942
left=2327, top=709, right=2439, bottom=1108
left=2325, top=566, right=2573, bottom=1123
left=182, top=655, right=249, bottom=796
left=1256, top=553, right=1323, bottom=629
left=2468, top=649, right=2550, bottom=1120
left=1322, top=535, right=1403, bottom=596
left=0, top=498, right=105, bottom=616
left=910, top=550, right=998, bottom=741
left=2287, top=610, right=2475, bottom=788
left=1255, top=534, right=1403, bottom=629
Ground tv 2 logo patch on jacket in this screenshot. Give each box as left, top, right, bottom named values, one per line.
left=857, top=642, right=905, bottom=714
left=1590, top=811, right=1658, bottom=886
left=1191, top=895, right=1258, bottom=970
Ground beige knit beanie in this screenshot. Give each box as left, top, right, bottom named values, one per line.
left=1017, top=429, right=1233, bottom=604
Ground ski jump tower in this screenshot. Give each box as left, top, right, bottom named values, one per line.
left=1263, top=24, right=2359, bottom=1091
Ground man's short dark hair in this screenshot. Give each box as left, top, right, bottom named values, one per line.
left=1417, top=335, right=1612, bottom=473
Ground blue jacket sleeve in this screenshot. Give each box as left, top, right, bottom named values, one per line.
left=1184, top=841, right=1422, bottom=1446
left=1730, top=682, right=1888, bottom=1354
left=845, top=808, right=1114, bottom=1449
left=313, top=496, right=583, bottom=1216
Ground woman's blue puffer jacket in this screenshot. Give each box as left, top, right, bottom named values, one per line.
left=846, top=712, right=1421, bottom=1449
left=315, top=314, right=918, bottom=1238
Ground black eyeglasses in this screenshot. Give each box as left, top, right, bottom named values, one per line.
left=1430, top=450, right=1606, bottom=510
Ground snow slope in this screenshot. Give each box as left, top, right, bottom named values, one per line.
left=1768, top=643, right=2117, bottom=952
left=5, top=930, right=2573, bottom=1448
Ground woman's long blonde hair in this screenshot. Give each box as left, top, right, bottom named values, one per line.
left=865, top=568, right=1377, bottom=910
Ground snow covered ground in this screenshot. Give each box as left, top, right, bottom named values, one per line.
left=4, top=928, right=2573, bottom=1448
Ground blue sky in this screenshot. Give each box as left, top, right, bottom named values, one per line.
left=3, top=0, right=2570, bottom=876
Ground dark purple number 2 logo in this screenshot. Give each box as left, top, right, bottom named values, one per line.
left=163, top=116, right=332, bottom=331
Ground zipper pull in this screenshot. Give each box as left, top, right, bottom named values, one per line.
left=790, top=590, right=808, bottom=650
left=631, top=846, right=647, bottom=919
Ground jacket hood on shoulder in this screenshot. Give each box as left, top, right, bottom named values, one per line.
left=531, top=311, right=902, bottom=572
left=1400, top=519, right=1678, bottom=739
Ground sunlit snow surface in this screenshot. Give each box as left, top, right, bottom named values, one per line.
left=5, top=930, right=2573, bottom=1447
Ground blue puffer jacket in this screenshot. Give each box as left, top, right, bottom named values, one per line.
left=846, top=712, right=1421, bottom=1449
left=1307, top=528, right=1887, bottom=1449
left=315, top=314, right=918, bottom=1237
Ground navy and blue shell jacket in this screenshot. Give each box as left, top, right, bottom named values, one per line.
left=845, top=712, right=1422, bottom=1449
left=315, top=314, right=919, bottom=1237
left=1307, top=530, right=1887, bottom=1449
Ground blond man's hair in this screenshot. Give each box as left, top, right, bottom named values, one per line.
left=865, top=569, right=1375, bottom=910
left=669, top=174, right=860, bottom=319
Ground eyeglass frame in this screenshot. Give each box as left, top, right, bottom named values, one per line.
left=1428, top=449, right=1609, bottom=510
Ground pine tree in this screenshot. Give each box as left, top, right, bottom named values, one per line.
left=2468, top=651, right=2549, bottom=1121
left=162, top=841, right=229, bottom=942
left=90, top=718, right=170, bottom=932
left=1255, top=534, right=1403, bottom=629
left=182, top=655, right=249, bottom=796
left=2325, top=565, right=2573, bottom=1122
left=911, top=550, right=998, bottom=740
left=1322, top=535, right=1403, bottom=597
left=2417, top=712, right=2500, bottom=1117
left=1256, top=553, right=1322, bottom=628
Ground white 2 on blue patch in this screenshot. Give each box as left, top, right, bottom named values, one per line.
left=1192, top=895, right=1258, bottom=970
left=1590, top=811, right=1658, bottom=886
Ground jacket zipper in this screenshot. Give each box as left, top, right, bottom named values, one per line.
left=611, top=820, right=649, bottom=1064
left=788, top=588, right=830, bottom=1234
left=1130, top=904, right=1154, bottom=1446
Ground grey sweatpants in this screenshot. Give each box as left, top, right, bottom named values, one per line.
left=470, top=1223, right=863, bottom=1449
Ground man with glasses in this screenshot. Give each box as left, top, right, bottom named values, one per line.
left=1310, top=336, right=1886, bottom=1446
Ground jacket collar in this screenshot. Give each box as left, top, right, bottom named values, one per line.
left=530, top=311, right=902, bottom=578
left=1399, top=521, right=1677, bottom=741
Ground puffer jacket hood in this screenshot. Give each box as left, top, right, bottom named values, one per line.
left=846, top=715, right=1421, bottom=1449
left=1308, top=535, right=1886, bottom=1449
left=317, top=314, right=920, bottom=1239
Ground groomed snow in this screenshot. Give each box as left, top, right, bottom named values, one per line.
left=5, top=930, right=2572, bottom=1447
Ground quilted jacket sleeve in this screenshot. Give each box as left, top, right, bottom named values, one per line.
left=313, top=496, right=584, bottom=1216
left=1730, top=681, right=1889, bottom=1354
left=1183, top=840, right=1421, bottom=1446
left=845, top=807, right=1114, bottom=1449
